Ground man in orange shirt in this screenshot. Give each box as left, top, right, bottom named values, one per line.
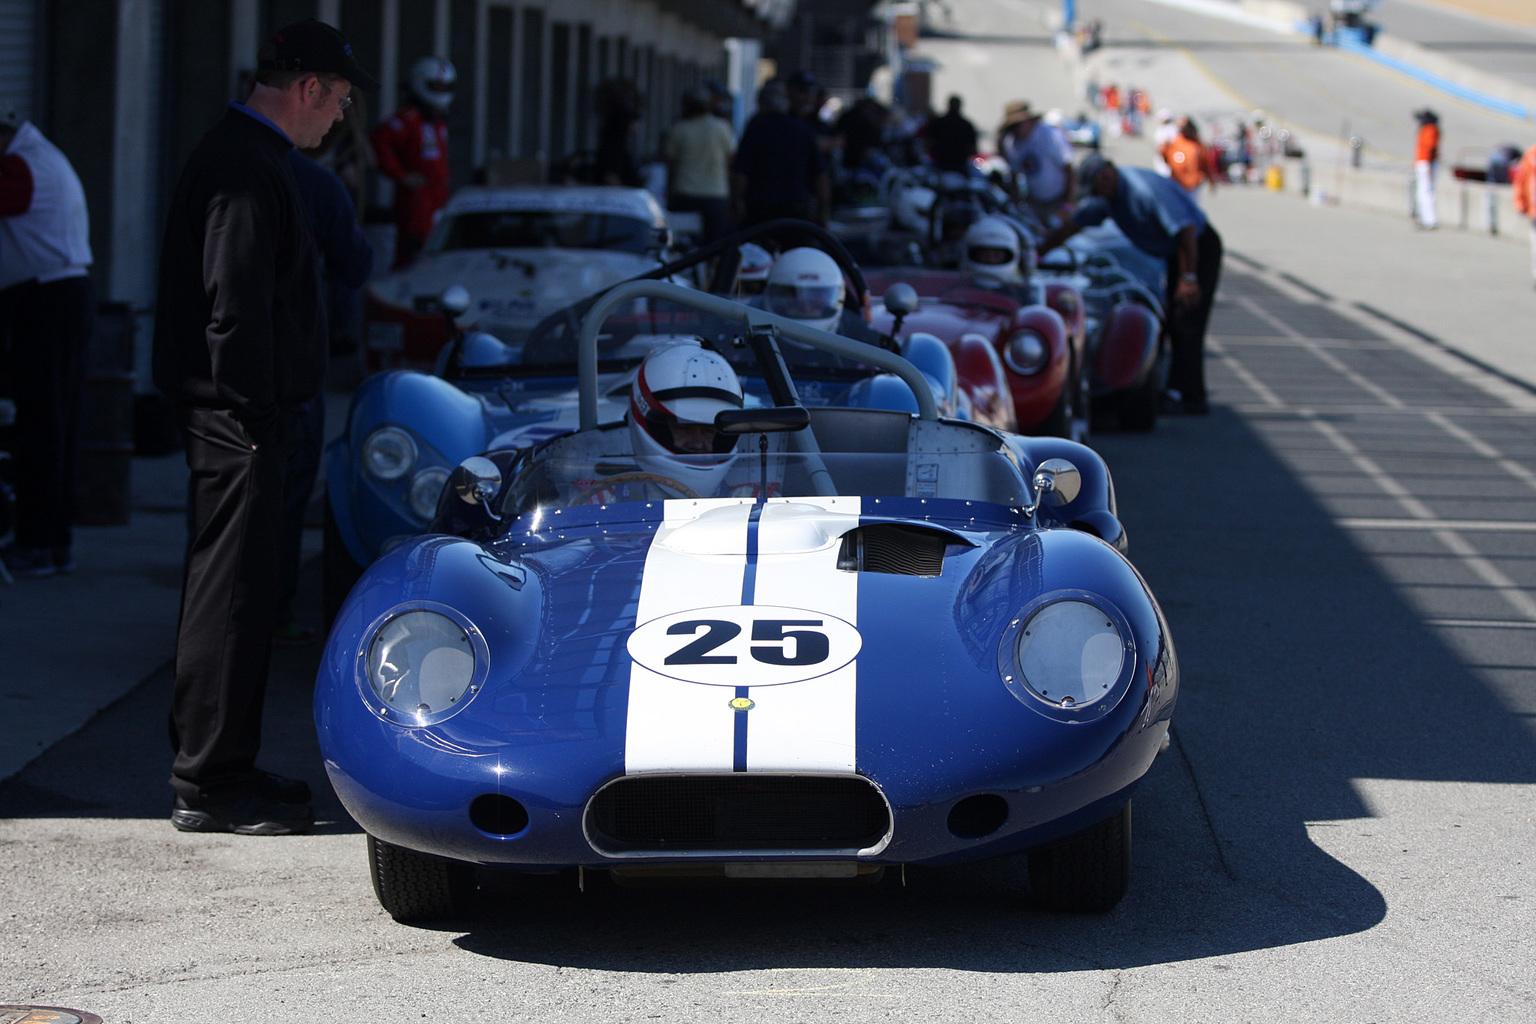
left=1161, top=116, right=1214, bottom=200
left=1413, top=109, right=1439, bottom=229
left=1511, top=143, right=1536, bottom=288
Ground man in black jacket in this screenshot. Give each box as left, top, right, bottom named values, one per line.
left=153, top=19, right=376, bottom=835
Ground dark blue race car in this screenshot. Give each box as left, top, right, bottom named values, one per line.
left=314, top=282, right=1178, bottom=922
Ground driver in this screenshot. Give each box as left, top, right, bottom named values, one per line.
left=960, top=216, right=1034, bottom=296
left=764, top=246, right=884, bottom=345
left=572, top=342, right=748, bottom=502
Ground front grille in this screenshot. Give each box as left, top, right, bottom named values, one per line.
left=586, top=774, right=890, bottom=855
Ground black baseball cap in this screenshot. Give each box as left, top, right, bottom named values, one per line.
left=258, top=19, right=379, bottom=91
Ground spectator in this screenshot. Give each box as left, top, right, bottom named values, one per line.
left=1042, top=153, right=1223, bottom=415
left=1413, top=109, right=1440, bottom=230
left=153, top=18, right=376, bottom=836
left=275, top=149, right=373, bottom=645
left=593, top=78, right=645, bottom=189
left=1162, top=116, right=1215, bottom=199
left=1511, top=143, right=1536, bottom=290
left=927, top=94, right=978, bottom=175
left=837, top=96, right=888, bottom=173
left=372, top=57, right=455, bottom=267
left=731, top=80, right=829, bottom=228
left=0, top=102, right=94, bottom=578
left=1001, top=102, right=1076, bottom=224
left=786, top=71, right=838, bottom=159
left=1152, top=108, right=1179, bottom=175
left=663, top=87, right=735, bottom=247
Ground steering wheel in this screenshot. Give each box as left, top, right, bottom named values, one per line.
left=570, top=472, right=701, bottom=505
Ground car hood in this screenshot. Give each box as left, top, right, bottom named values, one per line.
left=370, top=249, right=661, bottom=332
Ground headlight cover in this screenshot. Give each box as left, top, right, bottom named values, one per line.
left=408, top=466, right=450, bottom=521
left=360, top=605, right=488, bottom=726
left=998, top=591, right=1136, bottom=723
left=1004, top=330, right=1049, bottom=375
left=362, top=426, right=418, bottom=481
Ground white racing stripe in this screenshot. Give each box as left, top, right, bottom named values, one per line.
left=624, top=496, right=863, bottom=774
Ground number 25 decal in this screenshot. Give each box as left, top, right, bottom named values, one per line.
left=665, top=619, right=830, bottom=667
left=629, top=605, right=861, bottom=686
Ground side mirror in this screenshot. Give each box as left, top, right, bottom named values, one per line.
left=882, top=282, right=919, bottom=318
left=882, top=282, right=919, bottom=347
left=440, top=285, right=471, bottom=319
left=1027, top=457, right=1081, bottom=520
left=450, top=456, right=502, bottom=510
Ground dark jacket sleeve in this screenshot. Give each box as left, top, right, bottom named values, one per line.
left=201, top=185, right=282, bottom=443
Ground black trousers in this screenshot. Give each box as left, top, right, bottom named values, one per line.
left=170, top=406, right=292, bottom=800
left=0, top=275, right=95, bottom=550
left=1164, top=225, right=1224, bottom=405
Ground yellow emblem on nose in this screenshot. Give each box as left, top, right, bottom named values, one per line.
left=729, top=696, right=755, bottom=712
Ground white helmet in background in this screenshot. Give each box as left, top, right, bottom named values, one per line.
left=961, top=216, right=1027, bottom=285
left=736, top=242, right=773, bottom=298
left=628, top=343, right=744, bottom=496
left=765, top=247, right=845, bottom=334
left=411, top=56, right=457, bottom=110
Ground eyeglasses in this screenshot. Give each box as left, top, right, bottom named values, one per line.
left=317, top=79, right=352, bottom=111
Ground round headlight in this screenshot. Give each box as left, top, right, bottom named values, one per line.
left=1015, top=599, right=1125, bottom=708
left=365, top=609, right=478, bottom=721
left=362, top=426, right=418, bottom=481
left=1004, top=330, right=1049, bottom=375
left=408, top=466, right=450, bottom=520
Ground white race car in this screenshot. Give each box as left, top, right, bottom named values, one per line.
left=365, top=185, right=676, bottom=369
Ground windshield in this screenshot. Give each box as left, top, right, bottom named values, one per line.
left=431, top=210, right=655, bottom=254
left=504, top=448, right=1029, bottom=512
left=512, top=296, right=881, bottom=381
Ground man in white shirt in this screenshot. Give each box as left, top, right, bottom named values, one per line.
left=1003, top=104, right=1076, bottom=225
left=0, top=102, right=94, bottom=578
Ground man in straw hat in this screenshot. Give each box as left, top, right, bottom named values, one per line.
left=998, top=100, right=1076, bottom=224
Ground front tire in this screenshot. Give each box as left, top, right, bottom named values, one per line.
left=1027, top=801, right=1131, bottom=913
left=367, top=834, right=477, bottom=923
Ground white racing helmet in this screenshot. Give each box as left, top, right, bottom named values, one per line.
left=628, top=343, right=744, bottom=496
left=411, top=56, right=457, bottom=110
left=961, top=216, right=1028, bottom=285
left=765, top=247, right=846, bottom=334
left=736, top=242, right=773, bottom=298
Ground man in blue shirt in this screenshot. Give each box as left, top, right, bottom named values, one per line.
left=1041, top=152, right=1223, bottom=414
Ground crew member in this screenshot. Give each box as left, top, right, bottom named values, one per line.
left=373, top=56, right=455, bottom=267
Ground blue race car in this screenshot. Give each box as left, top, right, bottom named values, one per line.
left=315, top=281, right=1178, bottom=922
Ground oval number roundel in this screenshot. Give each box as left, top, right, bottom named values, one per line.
left=627, top=604, right=862, bottom=687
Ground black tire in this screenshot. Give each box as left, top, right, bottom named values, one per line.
left=1027, top=801, right=1131, bottom=913
left=367, top=834, right=477, bottom=923
left=322, top=500, right=364, bottom=626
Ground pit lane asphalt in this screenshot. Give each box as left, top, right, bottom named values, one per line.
left=4, top=8, right=1535, bottom=1021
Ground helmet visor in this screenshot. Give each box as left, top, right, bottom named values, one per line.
left=969, top=245, right=1015, bottom=266
left=766, top=282, right=841, bottom=322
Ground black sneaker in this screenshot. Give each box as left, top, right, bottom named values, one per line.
left=255, top=769, right=312, bottom=804
left=171, top=790, right=315, bottom=835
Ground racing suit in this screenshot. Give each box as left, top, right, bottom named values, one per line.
left=371, top=102, right=450, bottom=267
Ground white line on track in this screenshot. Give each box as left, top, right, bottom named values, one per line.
left=1211, top=298, right=1536, bottom=624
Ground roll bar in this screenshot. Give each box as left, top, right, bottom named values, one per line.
left=577, top=280, right=939, bottom=429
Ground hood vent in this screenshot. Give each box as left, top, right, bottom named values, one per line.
left=838, top=524, right=949, bottom=576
